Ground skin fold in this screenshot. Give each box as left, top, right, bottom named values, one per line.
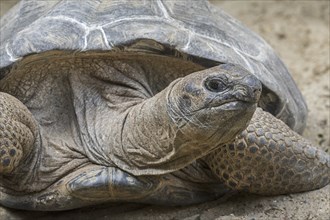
left=0, top=53, right=329, bottom=210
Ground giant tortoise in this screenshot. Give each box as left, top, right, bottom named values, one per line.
left=0, top=0, right=329, bottom=211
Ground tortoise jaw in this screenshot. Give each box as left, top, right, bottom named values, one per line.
left=196, top=100, right=257, bottom=114
left=218, top=101, right=257, bottom=111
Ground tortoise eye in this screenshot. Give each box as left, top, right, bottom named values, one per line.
left=204, top=78, right=227, bottom=93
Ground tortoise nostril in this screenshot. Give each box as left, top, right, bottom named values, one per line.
left=204, top=78, right=227, bottom=93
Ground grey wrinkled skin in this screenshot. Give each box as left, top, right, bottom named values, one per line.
left=0, top=0, right=329, bottom=211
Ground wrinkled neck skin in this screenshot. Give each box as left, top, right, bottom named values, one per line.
left=112, top=84, right=255, bottom=176
left=106, top=63, right=260, bottom=175
left=68, top=56, right=256, bottom=175
left=0, top=51, right=258, bottom=178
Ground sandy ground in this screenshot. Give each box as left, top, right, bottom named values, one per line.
left=0, top=1, right=329, bottom=219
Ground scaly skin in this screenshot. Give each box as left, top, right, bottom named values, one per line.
left=205, top=108, right=330, bottom=195
left=1, top=92, right=328, bottom=198
left=0, top=92, right=38, bottom=174
left=0, top=57, right=329, bottom=210
left=0, top=61, right=260, bottom=210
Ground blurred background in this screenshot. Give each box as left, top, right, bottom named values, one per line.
left=0, top=0, right=17, bottom=16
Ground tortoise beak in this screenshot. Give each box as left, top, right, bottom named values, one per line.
left=233, top=74, right=262, bottom=103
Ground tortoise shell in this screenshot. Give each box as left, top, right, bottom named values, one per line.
left=0, top=0, right=307, bottom=132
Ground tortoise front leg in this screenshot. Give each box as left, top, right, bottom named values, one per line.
left=0, top=92, right=39, bottom=174
left=205, top=108, right=330, bottom=195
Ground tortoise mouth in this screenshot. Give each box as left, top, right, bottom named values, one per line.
left=202, top=100, right=257, bottom=113
left=218, top=100, right=257, bottom=110
left=199, top=88, right=259, bottom=112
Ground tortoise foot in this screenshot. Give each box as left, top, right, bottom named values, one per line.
left=0, top=92, right=38, bottom=174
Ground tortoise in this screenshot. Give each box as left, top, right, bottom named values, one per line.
left=0, top=0, right=329, bottom=211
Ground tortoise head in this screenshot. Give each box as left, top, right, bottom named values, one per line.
left=167, top=63, right=262, bottom=144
